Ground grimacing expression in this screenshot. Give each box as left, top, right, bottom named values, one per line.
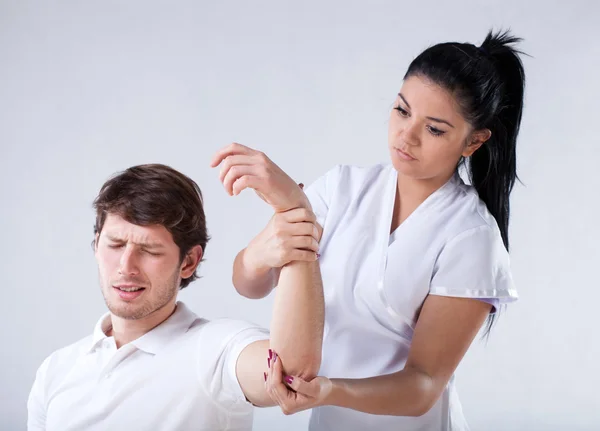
left=388, top=75, right=490, bottom=181
left=94, top=213, right=198, bottom=320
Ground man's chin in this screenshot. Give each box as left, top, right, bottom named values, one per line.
left=105, top=299, right=152, bottom=320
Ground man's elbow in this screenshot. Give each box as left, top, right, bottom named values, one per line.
left=280, top=353, right=321, bottom=380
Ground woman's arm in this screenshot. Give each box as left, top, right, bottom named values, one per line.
left=232, top=247, right=280, bottom=299
left=266, top=295, right=492, bottom=416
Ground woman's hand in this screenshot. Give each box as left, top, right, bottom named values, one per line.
left=244, top=208, right=321, bottom=275
left=211, top=143, right=311, bottom=213
left=264, top=350, right=332, bottom=415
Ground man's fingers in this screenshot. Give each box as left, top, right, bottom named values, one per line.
left=232, top=175, right=262, bottom=196
left=218, top=155, right=254, bottom=183
left=222, top=165, right=257, bottom=195
left=210, top=143, right=254, bottom=168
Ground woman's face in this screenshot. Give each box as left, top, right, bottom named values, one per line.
left=388, top=75, right=489, bottom=182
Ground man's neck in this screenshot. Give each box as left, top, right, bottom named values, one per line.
left=108, top=301, right=177, bottom=348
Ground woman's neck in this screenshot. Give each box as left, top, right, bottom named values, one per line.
left=391, top=171, right=455, bottom=233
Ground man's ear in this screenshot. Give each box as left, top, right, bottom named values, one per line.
left=462, top=128, right=492, bottom=158
left=180, top=245, right=203, bottom=279
left=94, top=233, right=99, bottom=254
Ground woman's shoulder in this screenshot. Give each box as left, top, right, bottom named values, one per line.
left=441, top=177, right=505, bottom=247
left=323, top=163, right=393, bottom=189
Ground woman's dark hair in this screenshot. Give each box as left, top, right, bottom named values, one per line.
left=93, top=164, right=210, bottom=289
left=405, top=30, right=526, bottom=334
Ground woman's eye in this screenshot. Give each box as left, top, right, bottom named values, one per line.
left=394, top=106, right=409, bottom=117
left=427, top=126, right=446, bottom=137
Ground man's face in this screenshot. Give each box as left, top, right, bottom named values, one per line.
left=95, top=213, right=185, bottom=320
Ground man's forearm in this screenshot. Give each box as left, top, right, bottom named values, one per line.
left=269, top=259, right=324, bottom=380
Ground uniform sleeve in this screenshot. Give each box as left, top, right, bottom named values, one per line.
left=303, top=165, right=342, bottom=228
left=429, top=225, right=518, bottom=305
left=197, top=320, right=269, bottom=411
left=27, top=356, right=51, bottom=431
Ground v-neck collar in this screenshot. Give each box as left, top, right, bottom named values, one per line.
left=388, top=170, right=460, bottom=247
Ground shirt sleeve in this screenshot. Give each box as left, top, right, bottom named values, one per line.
left=303, top=165, right=342, bottom=229
left=27, top=356, right=51, bottom=431
left=429, top=225, right=518, bottom=305
left=197, top=319, right=269, bottom=411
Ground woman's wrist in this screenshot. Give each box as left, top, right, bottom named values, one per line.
left=321, top=378, right=346, bottom=408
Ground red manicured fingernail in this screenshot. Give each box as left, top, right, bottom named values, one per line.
left=268, top=357, right=271, bottom=368
left=268, top=349, right=273, bottom=359
left=316, top=253, right=321, bottom=259
left=264, top=372, right=267, bottom=382
left=285, top=376, right=294, bottom=384
left=273, top=354, right=277, bottom=364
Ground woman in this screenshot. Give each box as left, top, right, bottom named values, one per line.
left=211, top=30, right=524, bottom=430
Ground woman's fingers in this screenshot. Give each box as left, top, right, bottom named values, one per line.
left=287, top=249, right=319, bottom=263
left=281, top=207, right=317, bottom=224
left=288, top=236, right=320, bottom=253
left=266, top=352, right=287, bottom=405
left=283, top=375, right=319, bottom=398
left=288, top=222, right=321, bottom=241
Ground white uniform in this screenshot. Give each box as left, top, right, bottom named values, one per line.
left=304, top=164, right=518, bottom=431
left=27, top=302, right=268, bottom=431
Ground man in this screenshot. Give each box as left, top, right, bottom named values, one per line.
left=27, top=162, right=323, bottom=430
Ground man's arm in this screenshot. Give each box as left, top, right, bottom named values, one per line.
left=211, top=144, right=325, bottom=407
left=236, top=212, right=324, bottom=407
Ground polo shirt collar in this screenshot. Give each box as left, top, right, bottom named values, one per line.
left=87, top=302, right=199, bottom=355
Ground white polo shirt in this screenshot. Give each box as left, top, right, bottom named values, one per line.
left=304, top=164, right=518, bottom=431
left=27, top=302, right=268, bottom=431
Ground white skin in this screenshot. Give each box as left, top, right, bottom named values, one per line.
left=94, top=213, right=202, bottom=348
left=221, top=75, right=497, bottom=416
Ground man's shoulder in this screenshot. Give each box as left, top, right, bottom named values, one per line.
left=194, top=318, right=268, bottom=344
left=35, top=334, right=94, bottom=381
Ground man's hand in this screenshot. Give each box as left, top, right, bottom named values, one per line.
left=211, top=143, right=311, bottom=212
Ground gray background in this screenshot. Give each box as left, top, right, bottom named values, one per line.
left=1, top=1, right=598, bottom=430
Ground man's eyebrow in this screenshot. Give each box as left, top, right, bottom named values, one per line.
left=105, top=235, right=165, bottom=248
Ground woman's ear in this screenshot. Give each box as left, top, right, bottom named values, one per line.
left=462, top=128, right=492, bottom=158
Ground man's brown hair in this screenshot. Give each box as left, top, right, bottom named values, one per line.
left=93, top=164, right=210, bottom=289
